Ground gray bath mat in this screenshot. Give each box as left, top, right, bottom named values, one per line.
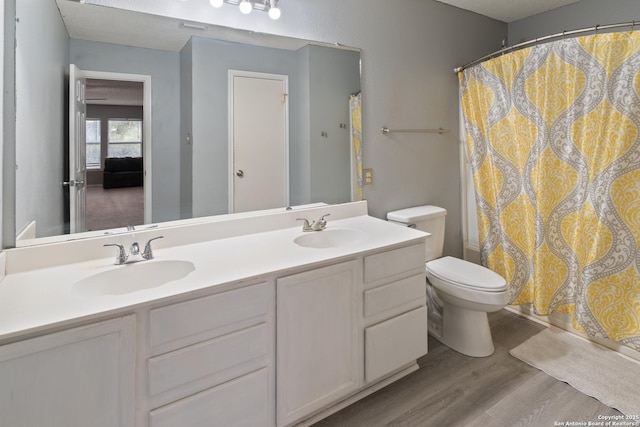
left=510, top=327, right=640, bottom=415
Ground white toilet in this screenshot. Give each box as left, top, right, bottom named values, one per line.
left=387, top=205, right=508, bottom=357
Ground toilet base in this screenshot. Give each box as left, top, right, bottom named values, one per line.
left=436, top=304, right=495, bottom=357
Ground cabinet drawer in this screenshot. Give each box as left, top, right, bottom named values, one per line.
left=364, top=274, right=425, bottom=318
left=148, top=323, right=267, bottom=404
left=150, top=282, right=269, bottom=355
left=364, top=244, right=424, bottom=284
left=149, top=367, right=270, bottom=427
left=365, top=306, right=428, bottom=382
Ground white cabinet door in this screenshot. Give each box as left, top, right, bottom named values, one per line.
left=276, top=260, right=360, bottom=426
left=365, top=306, right=429, bottom=382
left=150, top=367, right=270, bottom=427
left=0, top=315, right=136, bottom=427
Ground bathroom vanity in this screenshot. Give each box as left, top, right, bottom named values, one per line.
left=0, top=202, right=428, bottom=427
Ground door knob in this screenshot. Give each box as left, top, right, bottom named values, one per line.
left=236, top=170, right=244, bottom=178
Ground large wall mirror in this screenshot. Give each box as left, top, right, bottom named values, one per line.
left=9, top=0, right=362, bottom=248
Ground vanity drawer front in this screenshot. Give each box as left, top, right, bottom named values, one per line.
left=149, top=282, right=269, bottom=355
left=149, top=367, right=270, bottom=427
left=364, top=244, right=425, bottom=285
left=365, top=306, right=428, bottom=383
left=364, top=274, right=426, bottom=318
left=148, top=323, right=267, bottom=404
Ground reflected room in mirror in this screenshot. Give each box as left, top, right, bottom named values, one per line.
left=11, top=0, right=362, bottom=248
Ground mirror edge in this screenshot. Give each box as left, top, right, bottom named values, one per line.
left=3, top=0, right=17, bottom=249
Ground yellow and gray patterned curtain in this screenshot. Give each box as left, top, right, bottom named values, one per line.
left=350, top=92, right=363, bottom=201
left=459, top=31, right=640, bottom=351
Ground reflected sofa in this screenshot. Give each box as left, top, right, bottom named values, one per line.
left=103, top=157, right=143, bottom=189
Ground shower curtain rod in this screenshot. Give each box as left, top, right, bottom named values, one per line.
left=453, top=20, right=638, bottom=74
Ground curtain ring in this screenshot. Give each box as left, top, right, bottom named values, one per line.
left=562, top=30, right=566, bottom=40
left=632, top=21, right=636, bottom=32
left=594, top=24, right=600, bottom=35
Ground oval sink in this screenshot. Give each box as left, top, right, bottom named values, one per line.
left=294, top=229, right=365, bottom=249
left=72, top=260, right=196, bottom=296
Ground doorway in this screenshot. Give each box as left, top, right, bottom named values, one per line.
left=70, top=68, right=152, bottom=232
left=228, top=70, right=289, bottom=213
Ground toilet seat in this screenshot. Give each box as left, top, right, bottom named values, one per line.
left=426, top=256, right=506, bottom=292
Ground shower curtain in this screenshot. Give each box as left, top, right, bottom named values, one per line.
left=350, top=92, right=363, bottom=201
left=459, top=31, right=640, bottom=352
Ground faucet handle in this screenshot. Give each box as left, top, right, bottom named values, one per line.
left=297, top=218, right=313, bottom=232
left=104, top=243, right=128, bottom=265
left=142, top=236, right=164, bottom=260
left=312, top=213, right=330, bottom=231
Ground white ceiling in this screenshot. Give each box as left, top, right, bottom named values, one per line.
left=57, top=0, right=315, bottom=53
left=86, top=79, right=143, bottom=106
left=57, top=0, right=316, bottom=105
left=433, top=0, right=583, bottom=23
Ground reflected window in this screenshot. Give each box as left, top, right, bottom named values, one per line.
left=86, top=119, right=101, bottom=169
left=108, top=119, right=142, bottom=158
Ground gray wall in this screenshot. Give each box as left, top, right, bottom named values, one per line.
left=0, top=0, right=7, bottom=247
left=292, top=47, right=311, bottom=206
left=189, top=37, right=300, bottom=217
left=179, top=38, right=193, bottom=220
left=308, top=45, right=360, bottom=204
left=509, top=0, right=640, bottom=43
left=15, top=0, right=69, bottom=238
left=186, top=39, right=359, bottom=214
left=70, top=39, right=181, bottom=224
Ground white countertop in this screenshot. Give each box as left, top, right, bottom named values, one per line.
left=0, top=215, right=426, bottom=342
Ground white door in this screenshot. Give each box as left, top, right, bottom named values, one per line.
left=229, top=71, right=288, bottom=213
left=69, top=64, right=87, bottom=233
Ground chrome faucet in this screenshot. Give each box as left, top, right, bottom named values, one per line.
left=142, top=236, right=164, bottom=260
left=104, top=236, right=165, bottom=265
left=297, top=214, right=330, bottom=232
left=103, top=243, right=129, bottom=265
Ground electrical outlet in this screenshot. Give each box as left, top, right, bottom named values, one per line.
left=363, top=168, right=373, bottom=185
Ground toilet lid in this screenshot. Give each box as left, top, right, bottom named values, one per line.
left=426, top=256, right=507, bottom=292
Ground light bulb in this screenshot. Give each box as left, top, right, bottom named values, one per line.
left=268, top=5, right=281, bottom=20
left=239, top=0, right=252, bottom=14
left=209, top=0, right=223, bottom=7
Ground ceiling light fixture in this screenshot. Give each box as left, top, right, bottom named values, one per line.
left=239, top=0, right=253, bottom=14
left=210, top=0, right=282, bottom=20
left=268, top=0, right=281, bottom=20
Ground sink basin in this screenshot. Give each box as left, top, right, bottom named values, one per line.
left=72, top=260, right=196, bottom=296
left=294, top=229, right=365, bottom=249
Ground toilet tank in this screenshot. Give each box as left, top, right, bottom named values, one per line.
left=387, top=206, right=447, bottom=262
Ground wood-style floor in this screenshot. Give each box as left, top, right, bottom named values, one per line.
left=315, top=310, right=622, bottom=427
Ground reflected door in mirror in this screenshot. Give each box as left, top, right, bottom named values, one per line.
left=231, top=71, right=289, bottom=213
left=69, top=64, right=88, bottom=233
